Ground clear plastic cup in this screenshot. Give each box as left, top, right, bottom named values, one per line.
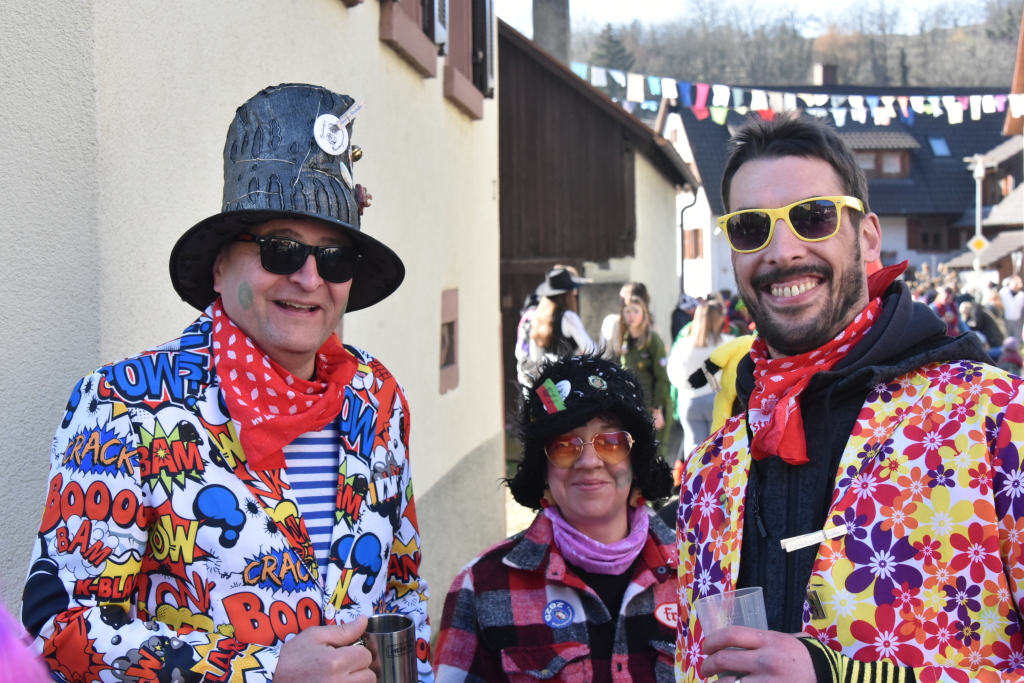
left=693, top=587, right=768, bottom=679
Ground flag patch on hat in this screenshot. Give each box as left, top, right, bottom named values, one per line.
left=537, top=379, right=567, bottom=414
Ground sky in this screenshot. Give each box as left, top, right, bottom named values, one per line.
left=495, top=0, right=953, bottom=39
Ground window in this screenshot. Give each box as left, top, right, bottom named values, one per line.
left=929, top=137, right=951, bottom=157
left=856, top=152, right=877, bottom=173
left=440, top=289, right=459, bottom=394
left=881, top=152, right=902, bottom=175
left=443, top=0, right=494, bottom=119
left=471, top=0, right=495, bottom=96
left=920, top=226, right=944, bottom=250
left=906, top=216, right=949, bottom=252
left=422, top=0, right=447, bottom=46
left=854, top=150, right=910, bottom=179
left=684, top=229, right=703, bottom=260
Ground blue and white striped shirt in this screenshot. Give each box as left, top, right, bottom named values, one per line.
left=283, top=424, right=341, bottom=577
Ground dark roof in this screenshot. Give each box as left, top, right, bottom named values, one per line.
left=984, top=135, right=1023, bottom=166
left=952, top=205, right=994, bottom=228
left=839, top=131, right=920, bottom=150
left=944, top=229, right=1023, bottom=268
left=676, top=86, right=1010, bottom=217
left=952, top=184, right=1023, bottom=228
left=987, top=183, right=1024, bottom=226
left=498, top=22, right=696, bottom=190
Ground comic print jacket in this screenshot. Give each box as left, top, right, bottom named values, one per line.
left=433, top=510, right=679, bottom=683
left=675, top=358, right=1024, bottom=682
left=21, top=310, right=432, bottom=683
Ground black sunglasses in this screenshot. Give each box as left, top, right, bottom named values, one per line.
left=236, top=233, right=360, bottom=283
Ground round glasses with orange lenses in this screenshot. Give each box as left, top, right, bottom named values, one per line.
left=544, top=431, right=634, bottom=469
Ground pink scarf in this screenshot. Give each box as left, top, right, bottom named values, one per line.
left=545, top=505, right=649, bottom=575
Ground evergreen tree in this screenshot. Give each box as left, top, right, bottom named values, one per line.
left=591, top=24, right=635, bottom=72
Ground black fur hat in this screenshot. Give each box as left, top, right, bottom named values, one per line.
left=507, top=355, right=672, bottom=510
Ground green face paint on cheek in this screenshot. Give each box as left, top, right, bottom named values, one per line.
left=615, top=464, right=634, bottom=489
left=238, top=282, right=254, bottom=310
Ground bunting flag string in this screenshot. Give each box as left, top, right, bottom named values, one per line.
left=568, top=60, right=1018, bottom=127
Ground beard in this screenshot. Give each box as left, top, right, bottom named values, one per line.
left=739, top=244, right=867, bottom=357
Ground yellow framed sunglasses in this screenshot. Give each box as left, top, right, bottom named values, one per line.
left=718, top=195, right=865, bottom=253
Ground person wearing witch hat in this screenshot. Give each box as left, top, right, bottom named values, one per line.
left=515, top=266, right=596, bottom=385
left=21, top=84, right=431, bottom=683
left=676, top=115, right=1024, bottom=682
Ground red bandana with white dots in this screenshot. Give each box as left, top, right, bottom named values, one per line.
left=746, top=262, right=907, bottom=465
left=747, top=298, right=881, bottom=465
left=210, top=298, right=357, bottom=470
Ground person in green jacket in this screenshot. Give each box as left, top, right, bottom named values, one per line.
left=619, top=295, right=673, bottom=460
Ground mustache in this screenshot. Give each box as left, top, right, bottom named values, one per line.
left=749, top=264, right=833, bottom=291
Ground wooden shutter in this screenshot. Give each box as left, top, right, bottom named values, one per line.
left=906, top=217, right=920, bottom=250
left=684, top=229, right=703, bottom=260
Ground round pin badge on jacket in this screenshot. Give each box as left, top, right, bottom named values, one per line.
left=543, top=600, right=574, bottom=628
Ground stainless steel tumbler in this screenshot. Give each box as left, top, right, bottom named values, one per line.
left=363, top=614, right=418, bottom=683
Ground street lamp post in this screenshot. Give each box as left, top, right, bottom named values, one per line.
left=964, top=153, right=994, bottom=299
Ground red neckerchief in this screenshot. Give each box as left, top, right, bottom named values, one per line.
left=747, top=262, right=906, bottom=465
left=211, top=298, right=357, bottom=470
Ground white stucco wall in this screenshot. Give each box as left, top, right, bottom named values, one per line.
left=632, top=154, right=682, bottom=339
left=684, top=184, right=733, bottom=299
left=879, top=216, right=912, bottom=269
left=0, top=0, right=103, bottom=611
left=0, top=0, right=502, bottom=613
left=877, top=215, right=959, bottom=275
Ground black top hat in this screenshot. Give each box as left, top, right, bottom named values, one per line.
left=169, top=83, right=404, bottom=312
left=535, top=267, right=591, bottom=297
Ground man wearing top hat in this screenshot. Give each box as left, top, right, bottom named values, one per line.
left=21, top=84, right=431, bottom=683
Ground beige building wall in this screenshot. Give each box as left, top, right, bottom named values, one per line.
left=632, top=154, right=682, bottom=341
left=0, top=0, right=506, bottom=630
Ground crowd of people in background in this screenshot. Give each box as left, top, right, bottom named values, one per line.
left=911, top=263, right=1024, bottom=373
left=515, top=269, right=757, bottom=472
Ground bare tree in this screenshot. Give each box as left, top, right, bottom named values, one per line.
left=570, top=0, right=1020, bottom=87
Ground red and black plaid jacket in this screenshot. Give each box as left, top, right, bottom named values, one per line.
left=433, top=509, right=679, bottom=683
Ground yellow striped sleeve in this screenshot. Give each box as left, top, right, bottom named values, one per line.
left=799, top=637, right=915, bottom=683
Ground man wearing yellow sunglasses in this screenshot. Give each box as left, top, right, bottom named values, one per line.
left=674, top=116, right=1024, bottom=683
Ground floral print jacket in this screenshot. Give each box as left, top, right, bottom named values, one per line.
left=676, top=359, right=1024, bottom=681
left=21, top=311, right=432, bottom=683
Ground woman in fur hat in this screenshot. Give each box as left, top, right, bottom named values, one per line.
left=433, top=355, right=676, bottom=683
